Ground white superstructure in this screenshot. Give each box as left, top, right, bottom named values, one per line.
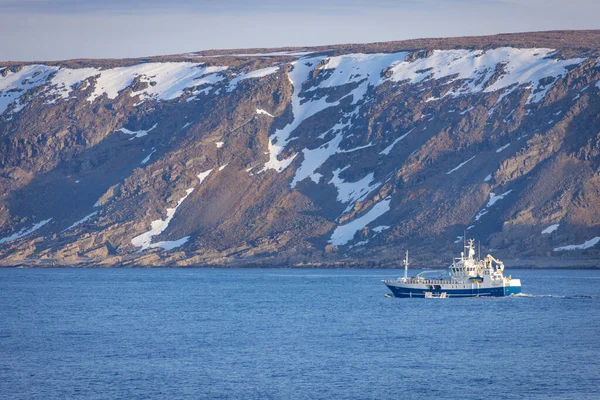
left=382, top=239, right=521, bottom=298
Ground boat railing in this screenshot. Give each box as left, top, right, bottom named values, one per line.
left=404, top=279, right=450, bottom=285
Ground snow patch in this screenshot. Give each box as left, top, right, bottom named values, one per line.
left=319, top=52, right=409, bottom=105
left=350, top=240, right=369, bottom=248
left=496, top=143, right=510, bottom=153
left=292, top=133, right=344, bottom=187
left=541, top=224, right=559, bottom=234
left=554, top=237, right=600, bottom=251
left=262, top=52, right=413, bottom=173
left=484, top=174, right=492, bottom=182
left=329, top=198, right=391, bottom=246
left=197, top=169, right=213, bottom=183
left=486, top=190, right=513, bottom=207
left=0, top=65, right=57, bottom=114
left=502, top=109, right=515, bottom=122
left=63, top=212, right=97, bottom=232
left=379, top=128, right=414, bottom=155
left=474, top=190, right=513, bottom=221
left=260, top=58, right=329, bottom=172
left=187, top=87, right=213, bottom=99
left=131, top=188, right=194, bottom=250
left=256, top=108, right=274, bottom=117
left=141, top=149, right=156, bottom=165
left=148, top=236, right=190, bottom=251
left=45, top=67, right=99, bottom=102
left=386, top=48, right=585, bottom=104
left=460, top=106, right=475, bottom=115
left=118, top=123, right=157, bottom=139
left=215, top=141, right=224, bottom=148
left=88, top=63, right=227, bottom=103
left=227, top=66, right=279, bottom=92
left=329, top=167, right=381, bottom=205
left=0, top=219, right=52, bottom=244
left=446, top=156, right=475, bottom=174
left=372, top=225, right=390, bottom=233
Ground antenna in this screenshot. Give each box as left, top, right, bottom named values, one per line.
left=403, top=250, right=409, bottom=280
left=463, top=230, right=467, bottom=260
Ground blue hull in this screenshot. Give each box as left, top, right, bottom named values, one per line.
left=385, top=284, right=521, bottom=298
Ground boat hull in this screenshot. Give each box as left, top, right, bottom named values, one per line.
left=384, top=283, right=521, bottom=298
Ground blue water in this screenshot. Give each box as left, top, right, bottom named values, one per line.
left=1, top=268, right=600, bottom=399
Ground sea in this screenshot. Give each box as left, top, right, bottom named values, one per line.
left=1, top=268, right=599, bottom=400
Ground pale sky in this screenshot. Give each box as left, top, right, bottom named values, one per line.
left=1, top=0, right=598, bottom=61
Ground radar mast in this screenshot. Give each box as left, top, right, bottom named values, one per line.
left=403, top=250, right=409, bottom=281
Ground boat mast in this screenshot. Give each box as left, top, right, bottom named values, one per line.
left=463, top=230, right=467, bottom=260
left=403, top=250, right=409, bottom=280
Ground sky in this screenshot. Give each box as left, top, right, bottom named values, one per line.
left=0, top=0, right=599, bottom=61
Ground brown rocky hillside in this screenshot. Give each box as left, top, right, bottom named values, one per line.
left=1, top=30, right=599, bottom=267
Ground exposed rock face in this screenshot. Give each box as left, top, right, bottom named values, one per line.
left=1, top=30, right=599, bottom=267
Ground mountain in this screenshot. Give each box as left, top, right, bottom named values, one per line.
left=1, top=30, right=599, bottom=268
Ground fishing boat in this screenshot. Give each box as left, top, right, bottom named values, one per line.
left=382, top=239, right=521, bottom=298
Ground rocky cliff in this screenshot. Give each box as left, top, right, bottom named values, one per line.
left=1, top=30, right=599, bottom=267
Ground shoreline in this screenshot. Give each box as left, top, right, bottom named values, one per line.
left=1, top=253, right=598, bottom=270
left=1, top=261, right=598, bottom=270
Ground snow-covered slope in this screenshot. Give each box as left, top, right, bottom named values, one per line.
left=1, top=30, right=599, bottom=266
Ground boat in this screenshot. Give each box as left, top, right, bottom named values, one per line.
left=382, top=239, right=521, bottom=298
